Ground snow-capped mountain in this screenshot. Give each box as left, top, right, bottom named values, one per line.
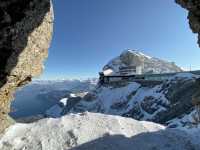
left=1, top=112, right=200, bottom=150
left=43, top=50, right=199, bottom=130
left=30, top=78, right=98, bottom=93
left=47, top=73, right=200, bottom=129
left=103, top=49, right=182, bottom=75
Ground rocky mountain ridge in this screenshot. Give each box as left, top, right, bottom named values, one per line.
left=46, top=73, right=200, bottom=129
left=45, top=51, right=197, bottom=129
left=103, top=49, right=182, bottom=75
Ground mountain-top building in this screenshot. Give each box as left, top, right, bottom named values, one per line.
left=118, top=66, right=142, bottom=75
left=102, top=49, right=182, bottom=76
left=103, top=50, right=144, bottom=76
left=118, top=50, right=144, bottom=75
left=99, top=49, right=183, bottom=84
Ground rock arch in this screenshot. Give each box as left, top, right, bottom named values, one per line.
left=0, top=0, right=199, bottom=133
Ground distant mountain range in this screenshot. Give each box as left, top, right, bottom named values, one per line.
left=10, top=79, right=98, bottom=119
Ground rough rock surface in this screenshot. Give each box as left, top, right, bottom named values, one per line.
left=50, top=73, right=200, bottom=126
left=176, top=0, right=200, bottom=47
left=0, top=0, right=53, bottom=133
left=103, top=49, right=182, bottom=75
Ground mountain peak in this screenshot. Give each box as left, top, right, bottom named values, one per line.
left=122, top=49, right=152, bottom=59
left=103, top=49, right=182, bottom=75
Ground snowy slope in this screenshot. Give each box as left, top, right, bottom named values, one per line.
left=48, top=73, right=200, bottom=126
left=103, top=49, right=182, bottom=75
left=167, top=109, right=200, bottom=128
left=0, top=112, right=199, bottom=150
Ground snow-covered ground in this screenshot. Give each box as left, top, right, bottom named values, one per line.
left=1, top=112, right=199, bottom=150
left=69, top=81, right=169, bottom=120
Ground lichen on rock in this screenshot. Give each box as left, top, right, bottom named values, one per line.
left=0, top=0, right=53, bottom=133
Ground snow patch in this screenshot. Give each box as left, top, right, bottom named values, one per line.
left=60, top=98, right=68, bottom=106
left=1, top=112, right=199, bottom=150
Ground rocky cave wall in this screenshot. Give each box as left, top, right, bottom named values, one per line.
left=176, top=0, right=200, bottom=47
left=176, top=0, right=200, bottom=123
left=176, top=0, right=200, bottom=114
left=0, top=0, right=53, bottom=133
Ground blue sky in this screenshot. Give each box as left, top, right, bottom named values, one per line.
left=40, top=0, right=200, bottom=79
